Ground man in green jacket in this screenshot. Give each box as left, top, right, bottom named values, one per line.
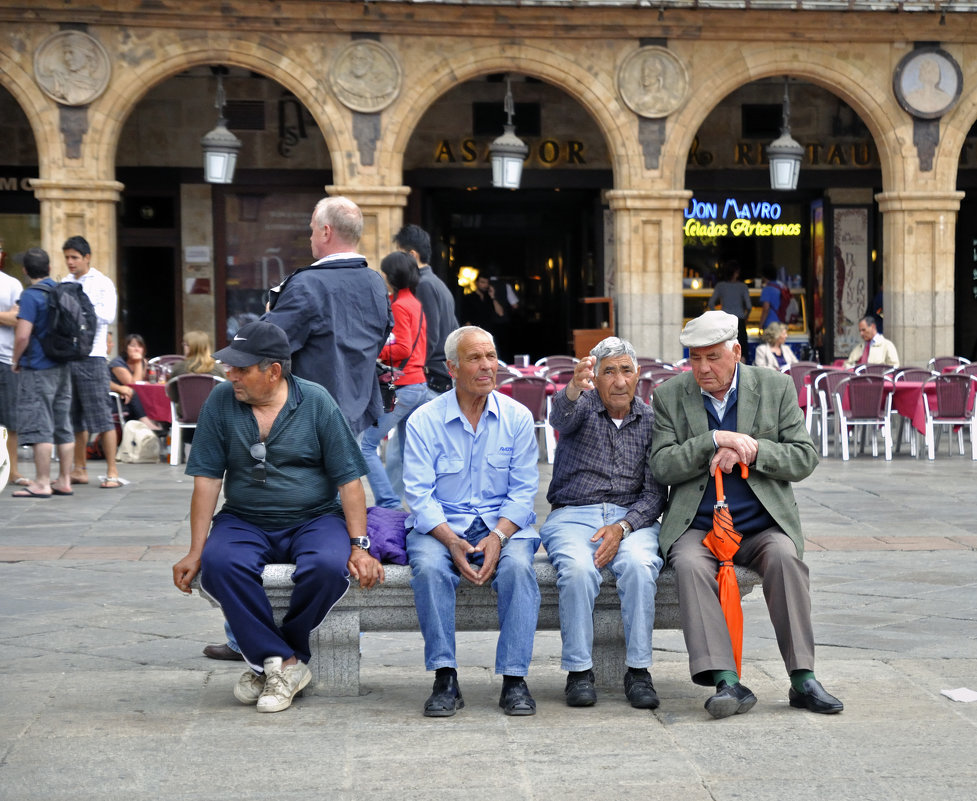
left=649, top=310, right=843, bottom=719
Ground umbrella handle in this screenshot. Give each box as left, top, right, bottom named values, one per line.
left=714, top=462, right=749, bottom=504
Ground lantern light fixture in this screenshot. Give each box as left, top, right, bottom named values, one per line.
left=767, top=77, right=804, bottom=191
left=201, top=70, right=242, bottom=185
left=489, top=75, right=528, bottom=189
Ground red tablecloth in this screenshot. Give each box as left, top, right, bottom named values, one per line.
left=132, top=382, right=172, bottom=423
left=891, top=381, right=936, bottom=435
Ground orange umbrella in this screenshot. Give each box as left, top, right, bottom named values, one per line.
left=702, top=462, right=749, bottom=675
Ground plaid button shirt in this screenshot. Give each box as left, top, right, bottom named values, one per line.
left=545, top=388, right=666, bottom=531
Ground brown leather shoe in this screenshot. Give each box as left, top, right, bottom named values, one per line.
left=203, top=643, right=244, bottom=661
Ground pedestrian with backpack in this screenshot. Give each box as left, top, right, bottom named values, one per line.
left=61, top=236, right=124, bottom=489
left=759, top=264, right=790, bottom=330
left=9, top=248, right=75, bottom=498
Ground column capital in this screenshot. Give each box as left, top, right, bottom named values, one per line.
left=324, top=185, right=410, bottom=208
left=604, top=189, right=692, bottom=212
left=874, top=190, right=964, bottom=214
left=29, top=179, right=125, bottom=204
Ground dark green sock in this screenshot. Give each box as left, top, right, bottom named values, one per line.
left=790, top=669, right=815, bottom=692
left=713, top=669, right=739, bottom=688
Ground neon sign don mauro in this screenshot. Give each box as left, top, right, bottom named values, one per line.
left=684, top=196, right=801, bottom=238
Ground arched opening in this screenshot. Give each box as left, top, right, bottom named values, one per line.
left=402, top=74, right=613, bottom=361
left=0, top=86, right=40, bottom=281
left=116, top=65, right=332, bottom=353
left=683, top=78, right=884, bottom=364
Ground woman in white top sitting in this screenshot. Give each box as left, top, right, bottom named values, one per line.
left=753, top=321, right=798, bottom=370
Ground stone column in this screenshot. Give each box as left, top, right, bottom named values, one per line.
left=325, top=185, right=411, bottom=271
left=605, top=189, right=692, bottom=362
left=30, top=178, right=125, bottom=283
left=875, top=190, right=964, bottom=367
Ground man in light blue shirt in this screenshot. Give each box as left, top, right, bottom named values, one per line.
left=404, top=325, right=540, bottom=718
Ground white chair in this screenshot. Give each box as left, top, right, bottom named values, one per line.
left=831, top=375, right=893, bottom=461
left=921, top=374, right=977, bottom=460
left=166, top=374, right=226, bottom=465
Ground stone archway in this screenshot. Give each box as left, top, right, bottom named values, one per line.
left=654, top=43, right=965, bottom=365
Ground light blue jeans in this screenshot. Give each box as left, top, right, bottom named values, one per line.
left=388, top=384, right=446, bottom=503
left=360, top=382, right=428, bottom=509
left=540, top=503, right=664, bottom=672
left=224, top=619, right=240, bottom=653
left=407, top=519, right=541, bottom=675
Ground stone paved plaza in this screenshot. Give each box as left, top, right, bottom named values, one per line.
left=1, top=451, right=975, bottom=800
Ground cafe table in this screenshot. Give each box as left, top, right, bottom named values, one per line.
left=132, top=381, right=172, bottom=424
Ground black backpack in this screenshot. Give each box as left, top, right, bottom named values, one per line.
left=33, top=281, right=98, bottom=362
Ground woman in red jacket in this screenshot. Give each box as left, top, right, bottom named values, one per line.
left=360, top=251, right=428, bottom=509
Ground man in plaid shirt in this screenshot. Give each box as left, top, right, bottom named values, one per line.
left=540, top=336, right=666, bottom=710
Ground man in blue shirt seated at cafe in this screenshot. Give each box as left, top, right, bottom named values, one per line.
left=171, top=320, right=384, bottom=713
left=403, top=325, right=540, bottom=718
left=541, top=336, right=667, bottom=710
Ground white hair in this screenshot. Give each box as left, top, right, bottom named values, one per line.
left=444, top=325, right=495, bottom=365
left=589, top=336, right=638, bottom=373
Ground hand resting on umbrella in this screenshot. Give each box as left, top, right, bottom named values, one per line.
left=711, top=430, right=758, bottom=475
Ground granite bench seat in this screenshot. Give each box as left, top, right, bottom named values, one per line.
left=198, top=557, right=761, bottom=696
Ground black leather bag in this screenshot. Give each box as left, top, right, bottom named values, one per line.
left=376, top=361, right=400, bottom=413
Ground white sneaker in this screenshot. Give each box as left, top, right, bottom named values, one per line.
left=256, top=656, right=312, bottom=713
left=233, top=670, right=266, bottom=704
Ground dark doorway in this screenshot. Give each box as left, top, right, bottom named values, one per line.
left=423, top=187, right=603, bottom=362
left=118, top=245, right=179, bottom=357
left=117, top=181, right=181, bottom=358
left=955, top=196, right=977, bottom=361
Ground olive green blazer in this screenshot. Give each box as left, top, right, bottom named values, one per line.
left=649, top=364, right=818, bottom=561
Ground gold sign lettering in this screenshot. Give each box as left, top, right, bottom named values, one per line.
left=433, top=139, right=586, bottom=167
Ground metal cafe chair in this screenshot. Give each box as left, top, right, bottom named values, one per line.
left=831, top=374, right=894, bottom=461
left=496, top=375, right=558, bottom=463
left=166, top=374, right=226, bottom=465
left=921, top=373, right=977, bottom=460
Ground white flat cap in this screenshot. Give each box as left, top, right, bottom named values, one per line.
left=680, top=310, right=740, bottom=348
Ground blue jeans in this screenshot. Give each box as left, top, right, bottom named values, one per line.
left=360, top=382, right=428, bottom=509
left=540, top=504, right=664, bottom=672
left=224, top=619, right=240, bottom=653
left=388, top=384, right=446, bottom=502
left=407, top=519, right=541, bottom=675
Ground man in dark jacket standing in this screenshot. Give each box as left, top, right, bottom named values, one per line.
left=263, top=196, right=392, bottom=435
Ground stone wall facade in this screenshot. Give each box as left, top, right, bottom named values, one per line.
left=0, top=2, right=974, bottom=363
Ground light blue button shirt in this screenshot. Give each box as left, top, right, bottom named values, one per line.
left=403, top=389, right=538, bottom=539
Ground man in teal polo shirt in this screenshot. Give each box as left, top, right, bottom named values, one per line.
left=172, top=320, right=384, bottom=713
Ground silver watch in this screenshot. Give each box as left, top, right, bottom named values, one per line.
left=492, top=528, right=509, bottom=548
left=617, top=520, right=633, bottom=539
left=349, top=536, right=371, bottom=551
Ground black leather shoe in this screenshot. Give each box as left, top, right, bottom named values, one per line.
left=423, top=673, right=464, bottom=717
left=202, top=643, right=244, bottom=661
left=624, top=669, right=660, bottom=710
left=564, top=670, right=597, bottom=707
left=704, top=681, right=757, bottom=719
left=499, top=678, right=537, bottom=716
left=789, top=679, right=844, bottom=714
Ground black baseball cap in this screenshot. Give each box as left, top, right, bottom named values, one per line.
left=213, top=320, right=291, bottom=367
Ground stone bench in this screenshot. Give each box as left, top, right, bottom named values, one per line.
left=198, top=558, right=761, bottom=696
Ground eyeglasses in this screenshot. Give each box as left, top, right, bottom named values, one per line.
left=250, top=441, right=267, bottom=484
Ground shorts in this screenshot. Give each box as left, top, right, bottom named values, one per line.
left=16, top=365, right=74, bottom=446
left=70, top=356, right=114, bottom=434
left=0, top=362, right=18, bottom=430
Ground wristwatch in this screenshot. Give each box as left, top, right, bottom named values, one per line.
left=617, top=520, right=633, bottom=539
left=492, top=527, right=509, bottom=548
left=349, top=536, right=371, bottom=551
